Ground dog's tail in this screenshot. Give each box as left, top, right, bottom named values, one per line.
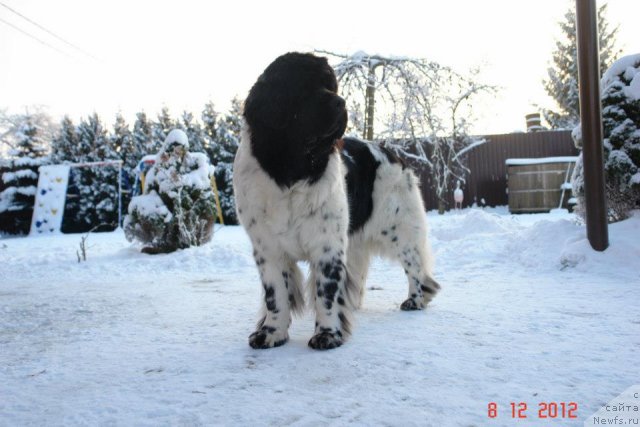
left=343, top=268, right=360, bottom=312
left=287, top=262, right=306, bottom=318
left=340, top=268, right=360, bottom=336
left=422, top=274, right=442, bottom=304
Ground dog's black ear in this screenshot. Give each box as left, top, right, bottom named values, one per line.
left=244, top=77, right=290, bottom=130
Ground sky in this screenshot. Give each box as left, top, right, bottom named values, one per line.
left=1, top=0, right=639, bottom=135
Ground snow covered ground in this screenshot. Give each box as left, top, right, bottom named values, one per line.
left=1, top=207, right=638, bottom=426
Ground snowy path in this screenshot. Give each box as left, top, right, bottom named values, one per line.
left=1, top=208, right=638, bottom=426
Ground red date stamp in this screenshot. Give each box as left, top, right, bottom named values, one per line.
left=488, top=401, right=578, bottom=419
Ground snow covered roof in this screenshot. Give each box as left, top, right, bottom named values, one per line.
left=505, top=156, right=578, bottom=166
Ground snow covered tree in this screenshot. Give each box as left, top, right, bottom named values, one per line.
left=132, top=111, right=154, bottom=158
left=0, top=115, right=49, bottom=234
left=212, top=98, right=241, bottom=224
left=200, top=99, right=240, bottom=224
left=111, top=113, right=135, bottom=213
left=321, top=50, right=446, bottom=141
left=572, top=53, right=640, bottom=222
left=50, top=115, right=87, bottom=233
left=201, top=101, right=219, bottom=147
left=0, top=107, right=12, bottom=156
left=50, top=116, right=78, bottom=163
left=179, top=111, right=205, bottom=154
left=201, top=101, right=219, bottom=170
left=542, top=4, right=621, bottom=129
left=323, top=50, right=494, bottom=213
left=0, top=106, right=57, bottom=157
left=152, top=107, right=176, bottom=153
left=64, top=113, right=120, bottom=232
left=112, top=113, right=133, bottom=165
left=219, top=98, right=243, bottom=155
left=124, top=129, right=216, bottom=253
left=11, top=117, right=48, bottom=159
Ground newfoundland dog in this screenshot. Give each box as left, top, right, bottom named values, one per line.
left=233, top=52, right=440, bottom=350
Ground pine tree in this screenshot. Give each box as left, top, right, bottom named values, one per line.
left=201, top=101, right=218, bottom=151
left=152, top=107, right=175, bottom=152
left=542, top=4, right=621, bottom=129
left=67, top=113, right=120, bottom=232
left=218, top=98, right=242, bottom=161
left=50, top=116, right=78, bottom=163
left=0, top=116, right=49, bottom=234
left=132, top=111, right=154, bottom=158
left=112, top=113, right=133, bottom=166
left=1, top=107, right=57, bottom=157
left=572, top=54, right=640, bottom=222
left=111, top=113, right=135, bottom=214
left=12, top=118, right=48, bottom=159
left=208, top=98, right=241, bottom=224
left=49, top=116, right=79, bottom=233
left=201, top=100, right=221, bottom=165
left=179, top=111, right=205, bottom=154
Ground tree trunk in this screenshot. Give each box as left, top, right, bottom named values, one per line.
left=364, top=66, right=376, bottom=141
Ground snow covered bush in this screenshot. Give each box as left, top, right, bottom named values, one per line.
left=572, top=53, right=640, bottom=222
left=124, top=129, right=216, bottom=253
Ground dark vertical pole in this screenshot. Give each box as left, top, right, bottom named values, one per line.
left=575, top=0, right=609, bottom=251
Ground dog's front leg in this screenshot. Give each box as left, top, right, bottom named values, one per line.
left=309, top=249, right=352, bottom=350
left=249, top=251, right=293, bottom=349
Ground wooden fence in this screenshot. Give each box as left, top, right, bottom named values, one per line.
left=412, top=130, right=579, bottom=211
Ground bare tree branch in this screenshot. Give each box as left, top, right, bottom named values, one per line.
left=317, top=50, right=497, bottom=213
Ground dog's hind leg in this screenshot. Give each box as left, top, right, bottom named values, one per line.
left=378, top=216, right=440, bottom=310
left=249, top=250, right=297, bottom=349
left=396, top=242, right=440, bottom=311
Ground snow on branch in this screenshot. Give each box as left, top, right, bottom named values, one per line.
left=453, top=138, right=487, bottom=161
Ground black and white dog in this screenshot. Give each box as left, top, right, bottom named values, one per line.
left=233, top=52, right=440, bottom=350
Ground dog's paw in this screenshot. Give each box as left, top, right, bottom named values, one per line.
left=308, top=331, right=345, bottom=350
left=400, top=298, right=426, bottom=311
left=248, top=327, right=289, bottom=349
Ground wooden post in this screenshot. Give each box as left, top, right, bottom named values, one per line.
left=575, top=0, right=609, bottom=251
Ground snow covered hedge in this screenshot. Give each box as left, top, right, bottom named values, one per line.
left=124, top=130, right=216, bottom=253
left=572, top=53, right=640, bottom=222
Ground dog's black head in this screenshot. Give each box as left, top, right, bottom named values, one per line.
left=244, top=52, right=348, bottom=187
